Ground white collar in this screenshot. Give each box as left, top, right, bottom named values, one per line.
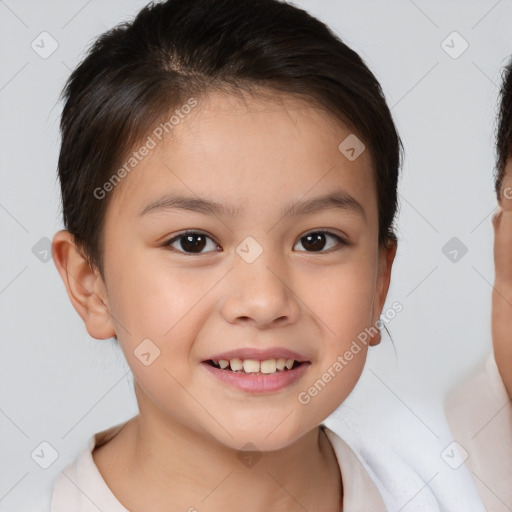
left=51, top=421, right=386, bottom=511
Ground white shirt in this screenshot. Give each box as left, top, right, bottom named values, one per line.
left=50, top=421, right=387, bottom=512
left=446, top=353, right=512, bottom=511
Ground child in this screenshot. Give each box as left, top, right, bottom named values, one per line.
left=47, top=0, right=457, bottom=510
left=446, top=58, right=512, bottom=511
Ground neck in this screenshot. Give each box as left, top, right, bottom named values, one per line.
left=94, top=410, right=343, bottom=512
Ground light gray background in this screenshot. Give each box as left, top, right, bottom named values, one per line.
left=1, top=0, right=511, bottom=510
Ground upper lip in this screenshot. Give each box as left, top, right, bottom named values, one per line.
left=205, top=347, right=309, bottom=363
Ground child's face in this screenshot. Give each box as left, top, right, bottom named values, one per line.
left=95, top=90, right=394, bottom=450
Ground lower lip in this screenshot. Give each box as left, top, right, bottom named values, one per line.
left=201, top=361, right=310, bottom=393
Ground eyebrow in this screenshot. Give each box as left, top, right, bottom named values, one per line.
left=139, top=190, right=367, bottom=222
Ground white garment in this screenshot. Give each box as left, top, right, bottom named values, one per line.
left=50, top=420, right=386, bottom=511
left=48, top=376, right=498, bottom=512
left=446, top=353, right=512, bottom=511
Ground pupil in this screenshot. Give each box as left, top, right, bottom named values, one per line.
left=303, top=233, right=325, bottom=251
left=181, top=234, right=206, bottom=253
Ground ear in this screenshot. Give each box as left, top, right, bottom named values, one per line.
left=51, top=230, right=116, bottom=340
left=369, top=239, right=397, bottom=346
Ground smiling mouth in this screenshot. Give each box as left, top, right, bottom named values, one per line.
left=205, top=358, right=306, bottom=375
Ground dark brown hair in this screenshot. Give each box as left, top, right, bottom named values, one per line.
left=496, top=58, right=512, bottom=199
left=57, top=0, right=403, bottom=279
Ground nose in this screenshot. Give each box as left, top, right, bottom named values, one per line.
left=220, top=249, right=301, bottom=329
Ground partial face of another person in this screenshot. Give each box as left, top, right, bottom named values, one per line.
left=493, top=158, right=512, bottom=397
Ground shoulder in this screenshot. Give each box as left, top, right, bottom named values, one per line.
left=49, top=440, right=93, bottom=511
left=50, top=420, right=131, bottom=512
left=445, top=352, right=512, bottom=441
left=321, top=424, right=388, bottom=512
left=445, top=352, right=512, bottom=511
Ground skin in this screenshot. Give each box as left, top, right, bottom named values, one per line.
left=492, top=158, right=512, bottom=398
left=52, top=89, right=396, bottom=512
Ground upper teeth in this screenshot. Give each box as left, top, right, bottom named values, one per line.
left=213, top=358, right=296, bottom=373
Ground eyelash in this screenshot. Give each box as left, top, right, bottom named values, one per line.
left=162, top=230, right=350, bottom=255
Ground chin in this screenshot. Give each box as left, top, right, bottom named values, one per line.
left=205, top=415, right=315, bottom=453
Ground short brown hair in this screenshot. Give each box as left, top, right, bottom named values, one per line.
left=57, top=0, right=403, bottom=279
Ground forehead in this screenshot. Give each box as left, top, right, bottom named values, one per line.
left=106, top=89, right=376, bottom=224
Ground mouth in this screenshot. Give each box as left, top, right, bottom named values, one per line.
left=200, top=353, right=311, bottom=393
left=204, top=357, right=305, bottom=374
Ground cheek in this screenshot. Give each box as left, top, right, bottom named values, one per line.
left=310, top=255, right=377, bottom=338
left=105, top=253, right=211, bottom=372
left=107, top=251, right=206, bottom=332
left=106, top=259, right=212, bottom=422
left=299, top=253, right=377, bottom=404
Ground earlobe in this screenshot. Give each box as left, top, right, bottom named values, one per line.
left=51, top=230, right=116, bottom=340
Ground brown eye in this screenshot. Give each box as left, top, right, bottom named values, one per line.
left=294, top=231, right=347, bottom=252
left=164, top=231, right=220, bottom=254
